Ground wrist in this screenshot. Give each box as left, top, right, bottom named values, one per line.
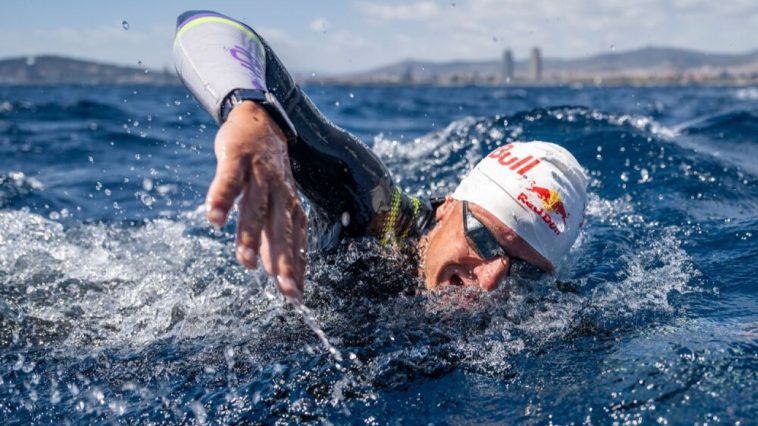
left=221, top=89, right=297, bottom=144
left=227, top=100, right=264, bottom=119
left=225, top=100, right=287, bottom=144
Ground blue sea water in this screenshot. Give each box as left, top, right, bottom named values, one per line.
left=0, top=83, right=756, bottom=424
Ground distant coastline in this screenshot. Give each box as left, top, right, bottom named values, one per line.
left=304, top=46, right=758, bottom=87
left=2, top=45, right=757, bottom=87
left=0, top=55, right=177, bottom=86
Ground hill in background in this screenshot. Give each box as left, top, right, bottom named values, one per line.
left=0, top=55, right=177, bottom=85
left=312, top=46, right=758, bottom=85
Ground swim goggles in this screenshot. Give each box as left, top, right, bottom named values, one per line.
left=462, top=201, right=542, bottom=277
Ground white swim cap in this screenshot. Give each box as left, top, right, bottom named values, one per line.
left=453, top=142, right=588, bottom=269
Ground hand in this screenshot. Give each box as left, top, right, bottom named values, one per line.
left=205, top=101, right=307, bottom=303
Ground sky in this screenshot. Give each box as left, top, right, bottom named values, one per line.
left=0, top=0, right=756, bottom=74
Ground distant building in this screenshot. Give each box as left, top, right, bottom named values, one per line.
left=530, top=47, right=542, bottom=82
left=502, top=49, right=514, bottom=84
left=400, top=64, right=413, bottom=84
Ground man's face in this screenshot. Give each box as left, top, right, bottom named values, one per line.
left=422, top=197, right=552, bottom=291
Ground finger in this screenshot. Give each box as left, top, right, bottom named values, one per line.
left=276, top=276, right=302, bottom=305
left=206, top=151, right=248, bottom=226
left=235, top=174, right=268, bottom=269
left=261, top=235, right=302, bottom=303
left=260, top=188, right=292, bottom=276
left=261, top=189, right=300, bottom=299
left=291, top=202, right=308, bottom=286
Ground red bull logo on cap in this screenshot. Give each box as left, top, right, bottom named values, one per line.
left=527, top=184, right=569, bottom=224
left=516, top=183, right=569, bottom=236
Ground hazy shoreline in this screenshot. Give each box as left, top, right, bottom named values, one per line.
left=1, top=44, right=756, bottom=87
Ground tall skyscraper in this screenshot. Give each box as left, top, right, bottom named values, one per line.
left=502, top=49, right=514, bottom=84
left=530, top=47, right=542, bottom=82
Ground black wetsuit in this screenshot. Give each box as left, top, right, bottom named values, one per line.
left=173, top=10, right=434, bottom=248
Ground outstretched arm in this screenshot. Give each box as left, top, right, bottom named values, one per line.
left=209, top=102, right=306, bottom=302
left=173, top=11, right=305, bottom=301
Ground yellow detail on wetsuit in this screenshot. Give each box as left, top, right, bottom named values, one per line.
left=174, top=16, right=260, bottom=48
left=401, top=196, right=423, bottom=240
left=380, top=187, right=403, bottom=246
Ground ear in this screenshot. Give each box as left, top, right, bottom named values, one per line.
left=435, top=195, right=457, bottom=221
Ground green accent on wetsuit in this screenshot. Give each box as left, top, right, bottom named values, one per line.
left=378, top=188, right=428, bottom=246
left=380, top=188, right=402, bottom=246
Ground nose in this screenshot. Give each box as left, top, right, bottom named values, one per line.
left=472, top=257, right=510, bottom=291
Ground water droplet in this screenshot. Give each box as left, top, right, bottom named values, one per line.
left=138, top=192, right=155, bottom=207
left=190, top=401, right=207, bottom=424
left=91, top=389, right=105, bottom=405
left=122, top=20, right=130, bottom=30
left=142, top=178, right=154, bottom=191
left=610, top=44, right=615, bottom=52
left=68, top=383, right=79, bottom=396
left=639, top=168, right=651, bottom=183
left=349, top=92, right=354, bottom=99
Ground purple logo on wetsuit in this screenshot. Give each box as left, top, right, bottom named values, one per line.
left=229, top=44, right=265, bottom=90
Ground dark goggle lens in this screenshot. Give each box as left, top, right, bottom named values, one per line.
left=463, top=201, right=507, bottom=260
left=463, top=201, right=546, bottom=278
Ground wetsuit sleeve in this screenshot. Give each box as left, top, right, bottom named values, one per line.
left=173, top=11, right=270, bottom=124
left=173, top=10, right=433, bottom=246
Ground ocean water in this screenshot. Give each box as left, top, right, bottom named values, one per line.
left=0, top=83, right=756, bottom=424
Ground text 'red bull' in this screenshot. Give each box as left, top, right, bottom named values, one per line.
left=527, top=184, right=569, bottom=224
left=516, top=184, right=570, bottom=236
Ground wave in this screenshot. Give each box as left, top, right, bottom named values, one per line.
left=373, top=106, right=680, bottom=196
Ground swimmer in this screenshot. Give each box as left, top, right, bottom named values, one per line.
left=173, top=11, right=588, bottom=303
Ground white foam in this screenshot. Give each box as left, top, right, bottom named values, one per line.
left=0, top=210, right=279, bottom=349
